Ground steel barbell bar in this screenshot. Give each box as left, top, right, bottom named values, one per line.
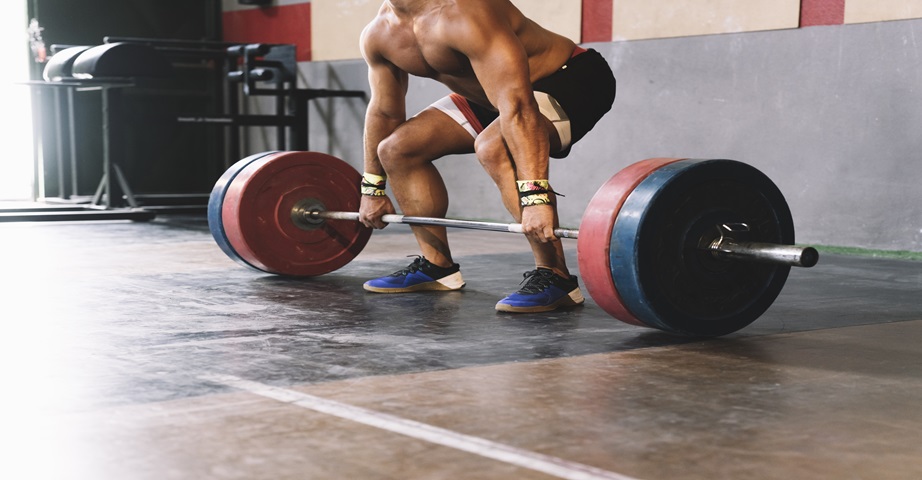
left=298, top=209, right=818, bottom=268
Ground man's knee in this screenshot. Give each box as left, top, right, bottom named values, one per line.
left=378, top=130, right=443, bottom=173
left=474, top=133, right=511, bottom=177
left=376, top=134, right=406, bottom=171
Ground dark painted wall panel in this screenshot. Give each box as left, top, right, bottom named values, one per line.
left=29, top=0, right=223, bottom=198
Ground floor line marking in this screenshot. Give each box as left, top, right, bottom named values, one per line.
left=202, top=373, right=639, bottom=480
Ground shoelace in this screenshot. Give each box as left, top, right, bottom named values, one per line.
left=390, top=255, right=427, bottom=276
left=516, top=269, right=556, bottom=294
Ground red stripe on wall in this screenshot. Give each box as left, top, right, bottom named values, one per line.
left=800, top=0, right=845, bottom=27
left=223, top=3, right=312, bottom=61
left=582, top=0, right=613, bottom=43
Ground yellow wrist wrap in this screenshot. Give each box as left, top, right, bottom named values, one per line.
left=361, top=172, right=387, bottom=197
left=517, top=179, right=553, bottom=207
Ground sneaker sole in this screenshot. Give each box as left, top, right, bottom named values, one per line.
left=363, top=272, right=466, bottom=294
left=495, top=288, right=586, bottom=313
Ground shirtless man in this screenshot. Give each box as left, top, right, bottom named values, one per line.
left=358, top=0, right=615, bottom=312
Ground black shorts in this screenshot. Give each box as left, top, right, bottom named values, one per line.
left=429, top=48, right=616, bottom=158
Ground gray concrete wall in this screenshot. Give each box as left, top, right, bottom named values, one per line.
left=244, top=18, right=922, bottom=252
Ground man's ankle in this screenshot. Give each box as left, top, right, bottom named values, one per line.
left=537, top=265, right=570, bottom=278
left=424, top=256, right=454, bottom=269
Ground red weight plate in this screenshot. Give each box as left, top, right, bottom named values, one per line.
left=222, top=151, right=372, bottom=276
left=577, top=158, right=685, bottom=327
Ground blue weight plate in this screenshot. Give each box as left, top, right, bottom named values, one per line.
left=610, top=159, right=795, bottom=337
left=207, top=151, right=280, bottom=271
left=578, top=157, right=685, bottom=328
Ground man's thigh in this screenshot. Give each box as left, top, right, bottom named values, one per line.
left=476, top=114, right=562, bottom=158
left=391, top=107, right=477, bottom=160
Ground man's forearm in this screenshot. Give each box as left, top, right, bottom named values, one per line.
left=363, top=108, right=404, bottom=175
left=500, top=103, right=551, bottom=180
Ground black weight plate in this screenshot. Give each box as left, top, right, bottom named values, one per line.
left=611, top=159, right=794, bottom=336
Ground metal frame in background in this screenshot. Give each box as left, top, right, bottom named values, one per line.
left=6, top=37, right=365, bottom=223
left=12, top=77, right=156, bottom=222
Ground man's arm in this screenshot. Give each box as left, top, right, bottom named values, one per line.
left=443, top=4, right=557, bottom=242
left=359, top=24, right=409, bottom=228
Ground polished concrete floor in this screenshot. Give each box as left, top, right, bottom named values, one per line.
left=1, top=215, right=921, bottom=479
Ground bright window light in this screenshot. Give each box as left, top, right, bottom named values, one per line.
left=0, top=1, right=36, bottom=200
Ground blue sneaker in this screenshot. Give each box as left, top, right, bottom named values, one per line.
left=364, top=256, right=465, bottom=293
left=495, top=268, right=585, bottom=313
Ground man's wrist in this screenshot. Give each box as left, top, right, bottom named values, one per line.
left=361, top=172, right=388, bottom=196
left=517, top=179, right=554, bottom=207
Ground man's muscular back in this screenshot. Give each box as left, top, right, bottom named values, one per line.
left=361, top=0, right=576, bottom=109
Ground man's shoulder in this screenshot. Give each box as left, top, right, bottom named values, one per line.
left=360, top=14, right=391, bottom=59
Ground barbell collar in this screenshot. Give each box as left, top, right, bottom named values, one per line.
left=705, top=223, right=818, bottom=267
left=709, top=240, right=819, bottom=268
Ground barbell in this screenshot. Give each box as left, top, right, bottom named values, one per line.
left=208, top=151, right=818, bottom=337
